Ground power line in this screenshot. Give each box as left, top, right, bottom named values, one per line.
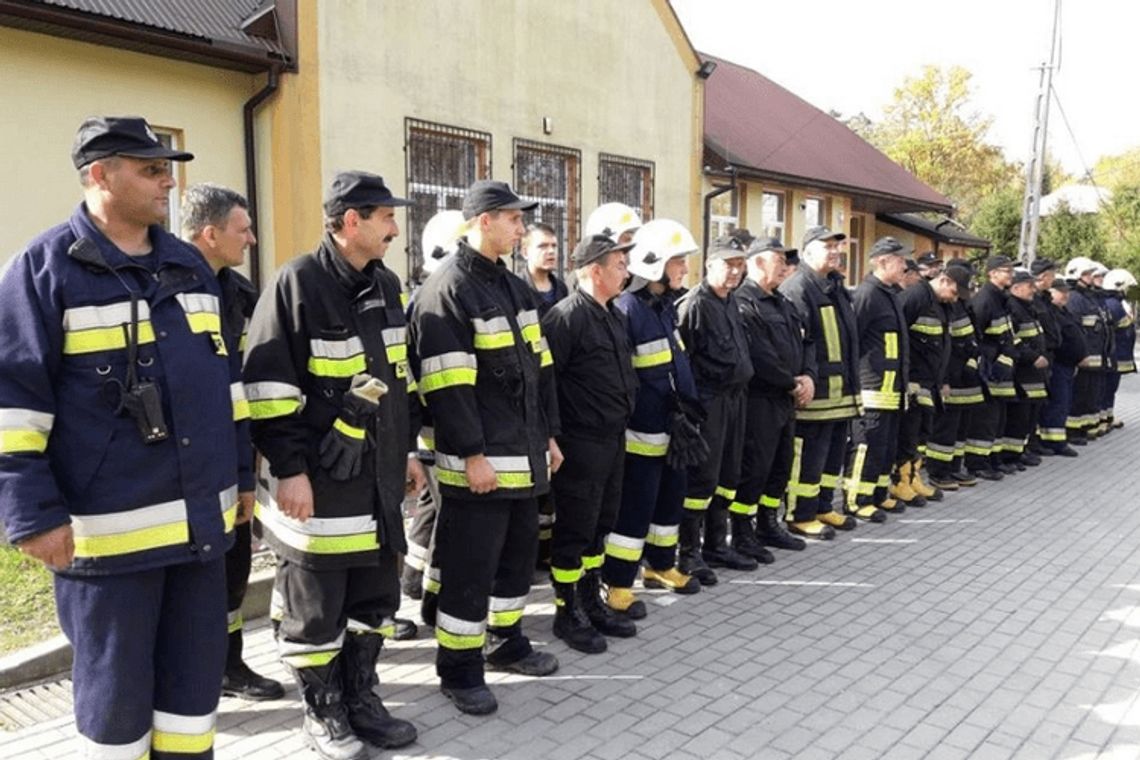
left=1049, top=83, right=1097, bottom=188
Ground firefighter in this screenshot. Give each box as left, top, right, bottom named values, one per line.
left=779, top=226, right=862, bottom=536
left=1101, top=268, right=1137, bottom=430
left=0, top=116, right=238, bottom=759
left=586, top=201, right=643, bottom=244
left=1090, top=264, right=1117, bottom=436
left=542, top=234, right=639, bottom=652
left=521, top=222, right=569, bottom=317
left=1064, top=257, right=1111, bottom=445
left=601, top=219, right=703, bottom=616
left=180, top=183, right=286, bottom=703
left=965, top=256, right=1018, bottom=478
left=845, top=238, right=910, bottom=520
left=676, top=232, right=758, bottom=580
left=1028, top=258, right=1060, bottom=457
left=896, top=259, right=956, bottom=500
left=733, top=237, right=815, bottom=555
left=1037, top=277, right=1087, bottom=456
left=408, top=180, right=563, bottom=716
left=1002, top=269, right=1051, bottom=467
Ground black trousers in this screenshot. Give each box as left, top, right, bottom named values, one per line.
left=404, top=467, right=440, bottom=581
left=434, top=495, right=538, bottom=689
left=1070, top=370, right=1105, bottom=439
left=275, top=554, right=400, bottom=670
left=685, top=388, right=748, bottom=511
left=1040, top=364, right=1075, bottom=449
left=928, top=404, right=972, bottom=478
left=734, top=394, right=795, bottom=516
left=1002, top=401, right=1040, bottom=459
left=847, top=410, right=900, bottom=508
left=966, top=398, right=1006, bottom=471
left=550, top=432, right=624, bottom=583
left=787, top=420, right=840, bottom=523
left=897, top=401, right=933, bottom=464
left=225, top=521, right=253, bottom=636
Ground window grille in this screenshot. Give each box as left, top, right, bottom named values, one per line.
left=404, top=118, right=492, bottom=282
left=513, top=138, right=581, bottom=276
left=598, top=153, right=654, bottom=222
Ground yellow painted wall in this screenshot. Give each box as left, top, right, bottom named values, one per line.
left=0, top=26, right=258, bottom=265
left=311, top=0, right=699, bottom=282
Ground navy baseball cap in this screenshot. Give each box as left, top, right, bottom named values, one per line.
left=571, top=234, right=635, bottom=268
left=916, top=251, right=940, bottom=267
left=462, top=180, right=538, bottom=220
left=71, top=116, right=194, bottom=169
left=323, top=171, right=412, bottom=217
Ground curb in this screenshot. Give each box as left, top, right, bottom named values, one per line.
left=0, top=567, right=276, bottom=692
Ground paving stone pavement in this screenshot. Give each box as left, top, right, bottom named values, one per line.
left=5, top=383, right=1140, bottom=759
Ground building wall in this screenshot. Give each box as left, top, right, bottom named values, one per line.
left=0, top=26, right=259, bottom=265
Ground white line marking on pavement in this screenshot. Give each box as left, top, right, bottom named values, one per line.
left=897, top=519, right=979, bottom=524
left=540, top=675, right=645, bottom=681
left=728, top=580, right=875, bottom=588
left=851, top=538, right=918, bottom=544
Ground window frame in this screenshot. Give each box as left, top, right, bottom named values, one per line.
left=512, top=138, right=582, bottom=276
left=597, top=153, right=655, bottom=222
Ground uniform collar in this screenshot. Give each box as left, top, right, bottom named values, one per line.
left=317, top=233, right=388, bottom=297
left=68, top=202, right=199, bottom=274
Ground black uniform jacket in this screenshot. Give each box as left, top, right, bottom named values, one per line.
left=901, top=279, right=950, bottom=404
left=969, top=282, right=1017, bottom=399
left=676, top=281, right=754, bottom=399
left=944, top=297, right=984, bottom=406
left=1049, top=299, right=1090, bottom=368
left=852, top=274, right=909, bottom=412
left=1007, top=294, right=1048, bottom=399
left=1067, top=284, right=1112, bottom=371
left=524, top=270, right=569, bottom=318
left=244, top=235, right=415, bottom=568
left=735, top=279, right=816, bottom=398
left=409, top=241, right=559, bottom=501
left=541, top=290, right=638, bottom=440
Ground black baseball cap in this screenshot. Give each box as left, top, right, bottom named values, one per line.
left=1050, top=279, right=1070, bottom=292
left=985, top=255, right=1015, bottom=272
left=916, top=251, right=940, bottom=267
left=1011, top=269, right=1036, bottom=286
left=747, top=236, right=787, bottom=256
left=571, top=234, right=635, bottom=268
left=868, top=236, right=911, bottom=259
left=707, top=232, right=751, bottom=261
left=323, top=171, right=412, bottom=217
left=803, top=225, right=846, bottom=248
left=905, top=259, right=920, bottom=273
left=784, top=248, right=800, bottom=266
left=462, top=180, right=538, bottom=220
left=71, top=116, right=194, bottom=169
left=1030, top=258, right=1056, bottom=276
left=945, top=266, right=972, bottom=290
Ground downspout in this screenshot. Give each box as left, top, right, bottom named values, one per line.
left=702, top=166, right=738, bottom=274
left=243, top=66, right=281, bottom=291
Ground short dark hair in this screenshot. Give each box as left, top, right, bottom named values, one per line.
left=181, top=183, right=248, bottom=239
left=523, top=222, right=557, bottom=247
left=324, top=205, right=375, bottom=234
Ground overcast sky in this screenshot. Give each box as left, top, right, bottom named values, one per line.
left=671, top=0, right=1138, bottom=181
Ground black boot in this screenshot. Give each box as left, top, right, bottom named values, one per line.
left=222, top=629, right=286, bottom=701
left=341, top=633, right=418, bottom=749
left=729, top=513, right=775, bottom=563
left=579, top=569, right=636, bottom=638
left=420, top=588, right=438, bottom=628
left=701, top=503, right=759, bottom=571
left=677, top=511, right=718, bottom=586
left=295, top=660, right=369, bottom=760
left=756, top=508, right=805, bottom=551
left=551, top=580, right=607, bottom=653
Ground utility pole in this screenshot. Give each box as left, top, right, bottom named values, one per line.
left=1017, top=0, right=1062, bottom=266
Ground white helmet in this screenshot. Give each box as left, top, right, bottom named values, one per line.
left=1104, top=268, right=1138, bottom=292
left=627, top=219, right=697, bottom=282
left=421, top=210, right=467, bottom=274
left=1064, top=256, right=1097, bottom=280
left=585, top=202, right=642, bottom=240
left=1091, top=261, right=1109, bottom=278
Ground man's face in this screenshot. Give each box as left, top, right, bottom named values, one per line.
left=213, top=206, right=255, bottom=269
left=525, top=231, right=558, bottom=272
left=877, top=254, right=907, bottom=286
left=1094, top=274, right=1105, bottom=288
left=664, top=255, right=689, bottom=290
left=920, top=263, right=943, bottom=280
left=481, top=209, right=526, bottom=258
left=1051, top=288, right=1070, bottom=307
left=824, top=239, right=844, bottom=271
left=354, top=206, right=400, bottom=260
left=752, top=251, right=787, bottom=288
left=593, top=251, right=629, bottom=302
left=1037, top=270, right=1056, bottom=291
left=1011, top=281, right=1035, bottom=301
left=990, top=266, right=1013, bottom=289
left=100, top=157, right=176, bottom=227
left=708, top=256, right=746, bottom=291
left=931, top=272, right=958, bottom=303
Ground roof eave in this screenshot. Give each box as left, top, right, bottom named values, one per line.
left=876, top=212, right=991, bottom=250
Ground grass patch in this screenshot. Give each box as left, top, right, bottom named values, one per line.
left=0, top=546, right=59, bottom=655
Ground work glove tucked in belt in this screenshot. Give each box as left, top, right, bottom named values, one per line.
left=319, top=373, right=388, bottom=481
left=665, top=397, right=710, bottom=471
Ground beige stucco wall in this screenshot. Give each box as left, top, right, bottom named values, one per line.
left=0, top=26, right=258, bottom=266
left=308, top=0, right=699, bottom=282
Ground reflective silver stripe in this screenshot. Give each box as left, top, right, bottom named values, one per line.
left=347, top=616, right=394, bottom=633
left=153, top=709, right=215, bottom=735
left=606, top=532, right=645, bottom=551
left=174, top=292, right=221, bottom=315
left=647, top=523, right=678, bottom=538
left=1081, top=315, right=1099, bottom=326
left=516, top=309, right=540, bottom=328
left=435, top=452, right=530, bottom=473
left=635, top=338, right=671, bottom=357
left=63, top=300, right=152, bottom=330
left=227, top=609, right=241, bottom=626
left=77, top=730, right=152, bottom=760
left=625, top=430, right=670, bottom=446
left=310, top=336, right=365, bottom=359
left=0, top=408, right=53, bottom=432
left=279, top=631, right=344, bottom=657
left=257, top=494, right=377, bottom=537
left=420, top=351, right=477, bottom=375
left=472, top=316, right=512, bottom=333
left=229, top=382, right=247, bottom=404
left=437, top=611, right=485, bottom=635
left=382, top=326, right=407, bottom=346
left=245, top=381, right=304, bottom=403
left=220, top=485, right=238, bottom=512
left=489, top=594, right=528, bottom=612
left=71, top=499, right=186, bottom=537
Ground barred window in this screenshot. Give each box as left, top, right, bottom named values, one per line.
left=404, top=119, right=492, bottom=282
left=598, top=153, right=654, bottom=221
left=154, top=128, right=185, bottom=235
left=513, top=139, right=581, bottom=276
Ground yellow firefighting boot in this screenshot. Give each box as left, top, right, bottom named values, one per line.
left=605, top=586, right=647, bottom=620
left=889, top=462, right=925, bottom=506
left=909, top=458, right=943, bottom=501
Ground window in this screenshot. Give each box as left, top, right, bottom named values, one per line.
left=760, top=191, right=786, bottom=243
left=154, top=128, right=184, bottom=235
left=709, top=186, right=737, bottom=240
left=804, top=197, right=824, bottom=228
left=598, top=153, right=654, bottom=221
left=513, top=139, right=581, bottom=275
left=848, top=215, right=865, bottom=282
left=405, top=118, right=492, bottom=281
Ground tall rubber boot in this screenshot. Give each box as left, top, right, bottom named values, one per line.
left=579, top=569, right=636, bottom=638
left=341, top=633, right=417, bottom=748
left=729, top=513, right=775, bottom=564
left=678, top=511, right=718, bottom=586
left=701, top=503, right=758, bottom=571
left=551, top=580, right=607, bottom=653
left=295, top=659, right=369, bottom=760
left=757, top=508, right=806, bottom=551
left=909, top=458, right=943, bottom=501
left=223, top=629, right=285, bottom=701
left=889, top=461, right=925, bottom=506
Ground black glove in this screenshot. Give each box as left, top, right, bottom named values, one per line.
left=319, top=374, right=388, bottom=481
left=665, top=410, right=710, bottom=470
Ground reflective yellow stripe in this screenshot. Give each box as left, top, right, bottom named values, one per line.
left=254, top=501, right=380, bottom=555
left=540, top=348, right=553, bottom=368
left=246, top=381, right=304, bottom=420
left=227, top=610, right=243, bottom=634
left=985, top=318, right=1010, bottom=335
left=646, top=523, right=678, bottom=547
left=820, top=305, right=842, bottom=362
left=230, top=382, right=250, bottom=422
left=152, top=714, right=215, bottom=754
left=881, top=370, right=896, bottom=393
left=437, top=469, right=533, bottom=489
left=0, top=430, right=47, bottom=454
left=434, top=452, right=534, bottom=490
left=884, top=332, right=898, bottom=360
left=73, top=488, right=236, bottom=558
left=683, top=496, right=710, bottom=511
left=473, top=332, right=515, bottom=349
left=827, top=374, right=843, bottom=400
left=64, top=321, right=157, bottom=354
left=728, top=500, right=756, bottom=516
left=308, top=354, right=367, bottom=378
left=759, top=495, right=781, bottom=508
left=437, top=612, right=486, bottom=650
left=625, top=430, right=669, bottom=457
left=436, top=629, right=485, bottom=650
left=489, top=609, right=523, bottom=628
left=605, top=532, right=644, bottom=562
left=420, top=351, right=478, bottom=393
left=715, top=485, right=736, bottom=500
left=282, top=650, right=339, bottom=668
left=249, top=399, right=302, bottom=419
left=845, top=443, right=869, bottom=509
left=551, top=565, right=582, bottom=583
left=73, top=521, right=187, bottom=558
left=633, top=338, right=673, bottom=369
left=333, top=418, right=366, bottom=440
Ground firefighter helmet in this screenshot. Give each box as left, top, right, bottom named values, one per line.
left=1104, top=268, right=1138, bottom=292
left=585, top=202, right=642, bottom=240
left=421, top=210, right=467, bottom=274
left=627, top=219, right=697, bottom=282
left=1064, top=256, right=1097, bottom=280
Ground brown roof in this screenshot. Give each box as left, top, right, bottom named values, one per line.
left=703, top=54, right=954, bottom=215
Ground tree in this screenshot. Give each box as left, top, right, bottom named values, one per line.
left=971, top=186, right=1022, bottom=258
left=1101, top=183, right=1140, bottom=273
left=1036, top=200, right=1107, bottom=262
left=1092, top=148, right=1140, bottom=190
left=862, top=66, right=1019, bottom=222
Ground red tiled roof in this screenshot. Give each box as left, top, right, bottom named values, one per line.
left=703, top=54, right=953, bottom=214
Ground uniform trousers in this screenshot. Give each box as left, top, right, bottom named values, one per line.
left=897, top=400, right=933, bottom=464
left=434, top=495, right=538, bottom=689
left=1103, top=371, right=1122, bottom=422
left=603, top=452, right=686, bottom=588
left=57, top=559, right=227, bottom=760
left=1070, top=370, right=1105, bottom=440
left=1039, top=364, right=1075, bottom=450
left=684, top=388, right=747, bottom=521
left=846, top=409, right=900, bottom=508
left=224, top=522, right=253, bottom=657
left=405, top=465, right=441, bottom=594
left=966, top=398, right=1006, bottom=471
left=550, top=432, right=624, bottom=583
left=1002, top=401, right=1040, bottom=459
left=927, top=403, right=975, bottom=478
left=787, top=420, right=844, bottom=523
left=731, top=394, right=795, bottom=516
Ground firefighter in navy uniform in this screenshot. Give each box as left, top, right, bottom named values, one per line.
left=243, top=172, right=424, bottom=759
left=966, top=256, right=1018, bottom=478
left=409, top=180, right=563, bottom=717
left=1090, top=265, right=1118, bottom=436
left=1037, top=278, right=1087, bottom=456
left=676, top=232, right=758, bottom=581
left=180, top=183, right=285, bottom=703
left=1101, top=268, right=1137, bottom=429
left=779, top=226, right=862, bottom=537
left=542, top=234, right=639, bottom=653
left=1002, top=269, right=1051, bottom=467
left=733, top=237, right=815, bottom=555
left=1064, top=257, right=1111, bottom=445
left=0, top=117, right=238, bottom=759
left=845, top=238, right=910, bottom=520
left=1028, top=259, right=1061, bottom=457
